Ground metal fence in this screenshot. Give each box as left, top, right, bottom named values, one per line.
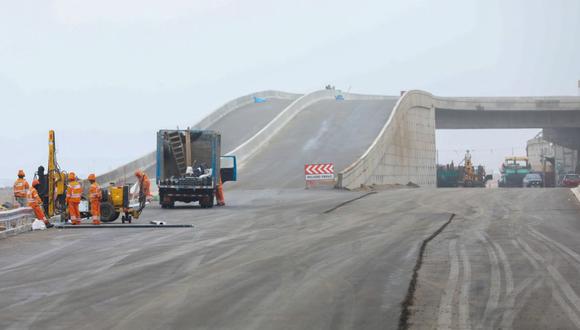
left=0, top=207, right=34, bottom=239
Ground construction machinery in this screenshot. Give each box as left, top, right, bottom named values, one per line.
left=38, top=130, right=69, bottom=218
left=37, top=130, right=147, bottom=223
left=157, top=129, right=237, bottom=208
left=498, top=156, right=531, bottom=187
left=437, top=150, right=491, bottom=187
left=98, top=182, right=147, bottom=223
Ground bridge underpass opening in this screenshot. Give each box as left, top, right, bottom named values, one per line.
left=435, top=128, right=542, bottom=185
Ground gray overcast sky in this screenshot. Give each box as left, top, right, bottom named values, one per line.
left=1, top=0, right=579, bottom=185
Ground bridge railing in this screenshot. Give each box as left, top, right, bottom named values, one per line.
left=0, top=207, right=35, bottom=239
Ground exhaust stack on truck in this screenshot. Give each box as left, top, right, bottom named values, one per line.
left=157, top=129, right=237, bottom=208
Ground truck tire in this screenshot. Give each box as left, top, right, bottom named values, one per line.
left=199, top=195, right=213, bottom=208
left=100, top=201, right=119, bottom=222
left=161, top=199, right=175, bottom=209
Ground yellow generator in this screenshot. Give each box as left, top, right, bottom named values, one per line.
left=100, top=184, right=146, bottom=223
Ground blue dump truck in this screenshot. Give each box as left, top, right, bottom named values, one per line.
left=156, top=129, right=237, bottom=208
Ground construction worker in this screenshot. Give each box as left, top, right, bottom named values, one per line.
left=135, top=170, right=152, bottom=201
left=88, top=174, right=101, bottom=225
left=216, top=176, right=225, bottom=206
left=66, top=172, right=82, bottom=225
left=13, top=170, right=30, bottom=207
left=27, top=180, right=53, bottom=228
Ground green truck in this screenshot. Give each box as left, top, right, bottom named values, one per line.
left=498, top=156, right=531, bottom=187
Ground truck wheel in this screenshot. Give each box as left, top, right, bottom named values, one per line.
left=199, top=196, right=213, bottom=208
left=160, top=194, right=174, bottom=209
left=161, top=199, right=174, bottom=209
left=100, top=202, right=119, bottom=222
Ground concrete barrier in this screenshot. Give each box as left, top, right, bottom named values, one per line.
left=0, top=207, right=34, bottom=239
left=96, top=90, right=301, bottom=185
left=338, top=90, right=437, bottom=189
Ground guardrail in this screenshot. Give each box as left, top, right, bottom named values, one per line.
left=0, top=207, right=35, bottom=239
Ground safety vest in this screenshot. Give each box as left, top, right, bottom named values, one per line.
left=89, top=183, right=102, bottom=201
left=13, top=178, right=29, bottom=198
left=67, top=181, right=83, bottom=203
left=26, top=187, right=42, bottom=206
left=141, top=174, right=152, bottom=197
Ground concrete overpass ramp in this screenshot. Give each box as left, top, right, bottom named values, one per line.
left=96, top=91, right=300, bottom=184
left=228, top=91, right=398, bottom=189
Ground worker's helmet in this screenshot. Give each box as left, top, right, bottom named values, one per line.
left=88, top=173, right=96, bottom=181
left=18, top=169, right=25, bottom=178
left=68, top=172, right=76, bottom=181
left=32, top=179, right=40, bottom=187
left=135, top=170, right=142, bottom=178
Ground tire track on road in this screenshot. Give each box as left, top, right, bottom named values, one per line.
left=551, top=280, right=580, bottom=328
left=477, top=232, right=501, bottom=329
left=490, top=239, right=513, bottom=295
left=498, top=276, right=542, bottom=328
left=437, top=239, right=459, bottom=330
left=528, top=227, right=580, bottom=264
left=497, top=239, right=545, bottom=328
left=517, top=230, right=580, bottom=327
left=458, top=244, right=472, bottom=330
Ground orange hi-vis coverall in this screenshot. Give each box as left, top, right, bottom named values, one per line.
left=13, top=178, right=30, bottom=206
left=27, top=186, right=48, bottom=224
left=141, top=173, right=152, bottom=200
left=89, top=182, right=102, bottom=225
left=216, top=176, right=225, bottom=206
left=66, top=180, right=83, bottom=225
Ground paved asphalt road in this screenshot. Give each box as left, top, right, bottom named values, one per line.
left=409, top=188, right=580, bottom=329
left=1, top=187, right=579, bottom=329
left=2, top=96, right=580, bottom=329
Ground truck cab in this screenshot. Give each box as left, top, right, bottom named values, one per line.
left=499, top=156, right=531, bottom=187
left=156, top=129, right=237, bottom=208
